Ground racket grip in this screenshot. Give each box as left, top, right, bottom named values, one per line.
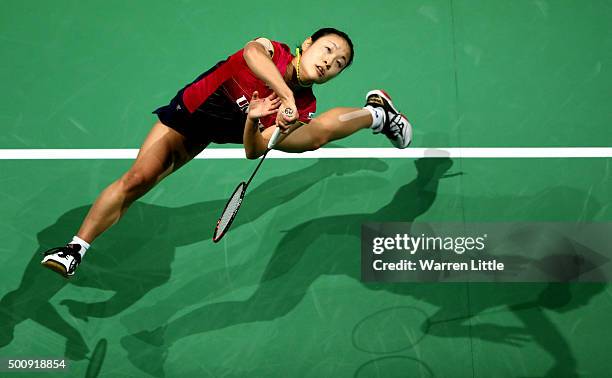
left=267, top=127, right=282, bottom=149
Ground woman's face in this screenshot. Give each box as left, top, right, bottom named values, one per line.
left=298, top=33, right=351, bottom=85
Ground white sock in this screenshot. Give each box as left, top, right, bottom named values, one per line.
left=70, top=236, right=90, bottom=258
left=364, top=106, right=386, bottom=131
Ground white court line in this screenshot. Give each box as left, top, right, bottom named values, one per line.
left=0, top=148, right=612, bottom=159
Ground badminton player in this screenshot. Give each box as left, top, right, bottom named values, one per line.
left=41, top=27, right=412, bottom=277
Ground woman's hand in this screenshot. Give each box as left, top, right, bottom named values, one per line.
left=247, top=91, right=281, bottom=121
left=276, top=97, right=299, bottom=133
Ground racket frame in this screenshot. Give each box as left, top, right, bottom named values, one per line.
left=212, top=181, right=247, bottom=242
left=212, top=127, right=282, bottom=242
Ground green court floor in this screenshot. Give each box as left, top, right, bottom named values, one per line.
left=2, top=1, right=612, bottom=377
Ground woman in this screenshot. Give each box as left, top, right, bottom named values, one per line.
left=41, top=27, right=412, bottom=277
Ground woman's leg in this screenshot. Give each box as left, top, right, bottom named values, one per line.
left=76, top=121, right=207, bottom=244
left=270, top=107, right=372, bottom=152
left=268, top=90, right=412, bottom=152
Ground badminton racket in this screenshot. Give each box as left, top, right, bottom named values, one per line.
left=212, top=116, right=286, bottom=242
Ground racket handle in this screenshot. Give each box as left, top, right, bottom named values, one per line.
left=267, top=127, right=282, bottom=149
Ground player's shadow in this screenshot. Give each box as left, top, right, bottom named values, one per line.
left=119, top=157, right=456, bottom=376
left=0, top=158, right=388, bottom=363
left=121, top=157, right=606, bottom=378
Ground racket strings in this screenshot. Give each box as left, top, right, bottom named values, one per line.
left=216, top=183, right=246, bottom=238
left=213, top=140, right=275, bottom=242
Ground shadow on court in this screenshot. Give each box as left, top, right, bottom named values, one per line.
left=0, top=158, right=388, bottom=369
left=119, top=157, right=606, bottom=378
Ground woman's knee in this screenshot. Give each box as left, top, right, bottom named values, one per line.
left=118, top=169, right=157, bottom=195
left=308, top=120, right=333, bottom=148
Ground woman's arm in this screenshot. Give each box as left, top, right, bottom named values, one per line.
left=243, top=40, right=292, bottom=103
left=243, top=39, right=297, bottom=129
left=243, top=91, right=281, bottom=159
left=245, top=119, right=308, bottom=159
left=243, top=118, right=267, bottom=159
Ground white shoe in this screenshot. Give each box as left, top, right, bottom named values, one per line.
left=41, top=244, right=83, bottom=278
left=365, top=89, right=413, bottom=149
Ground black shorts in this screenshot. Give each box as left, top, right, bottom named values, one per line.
left=153, top=86, right=246, bottom=145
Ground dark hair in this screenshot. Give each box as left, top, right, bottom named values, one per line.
left=302, top=27, right=355, bottom=68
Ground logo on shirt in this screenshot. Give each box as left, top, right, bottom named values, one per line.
left=236, top=95, right=249, bottom=113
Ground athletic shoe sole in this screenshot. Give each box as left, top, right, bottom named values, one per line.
left=41, top=260, right=71, bottom=278
left=397, top=116, right=413, bottom=148
left=365, top=89, right=400, bottom=114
